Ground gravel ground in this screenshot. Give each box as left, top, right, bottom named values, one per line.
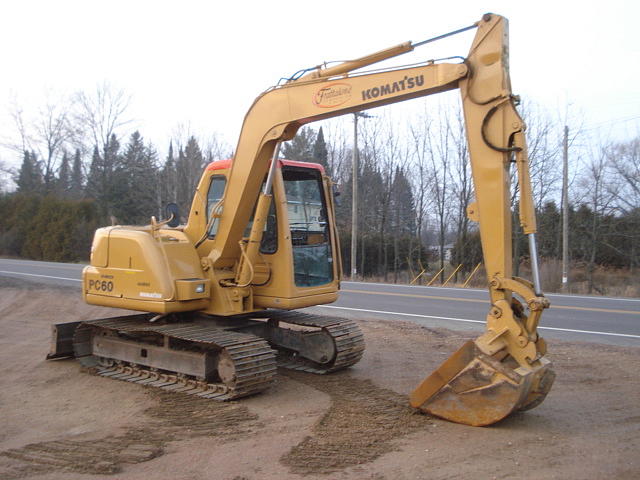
left=1, top=277, right=639, bottom=480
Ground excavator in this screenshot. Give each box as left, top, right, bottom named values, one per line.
left=47, top=13, right=554, bottom=427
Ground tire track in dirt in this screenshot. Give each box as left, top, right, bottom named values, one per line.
left=280, top=370, right=434, bottom=474
left=0, top=390, right=260, bottom=478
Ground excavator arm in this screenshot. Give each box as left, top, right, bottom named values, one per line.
left=408, top=15, right=555, bottom=426
left=215, top=13, right=554, bottom=426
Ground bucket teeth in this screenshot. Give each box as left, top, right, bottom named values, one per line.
left=410, top=341, right=554, bottom=427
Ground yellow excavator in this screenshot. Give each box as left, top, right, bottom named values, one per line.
left=47, top=13, right=554, bottom=427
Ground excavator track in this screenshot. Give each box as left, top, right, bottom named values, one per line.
left=49, top=310, right=364, bottom=401
left=254, top=310, right=365, bottom=374
left=72, top=315, right=277, bottom=400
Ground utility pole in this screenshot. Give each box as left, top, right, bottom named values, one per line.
left=562, top=125, right=569, bottom=292
left=350, top=112, right=372, bottom=279
left=351, top=114, right=359, bottom=279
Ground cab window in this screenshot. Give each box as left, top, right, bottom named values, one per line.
left=282, top=167, right=333, bottom=287
left=206, top=175, right=226, bottom=237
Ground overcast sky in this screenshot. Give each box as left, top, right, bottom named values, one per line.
left=1, top=0, right=638, bottom=165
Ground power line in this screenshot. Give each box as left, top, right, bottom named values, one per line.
left=580, top=114, right=640, bottom=132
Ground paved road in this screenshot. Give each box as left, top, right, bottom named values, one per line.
left=1, top=258, right=639, bottom=347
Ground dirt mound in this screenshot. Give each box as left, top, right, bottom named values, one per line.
left=0, top=369, right=434, bottom=479
left=1, top=391, right=260, bottom=478
left=281, top=371, right=432, bottom=474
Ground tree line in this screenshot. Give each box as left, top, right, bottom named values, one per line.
left=0, top=85, right=638, bottom=294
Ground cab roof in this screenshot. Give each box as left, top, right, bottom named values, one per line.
left=205, top=158, right=325, bottom=174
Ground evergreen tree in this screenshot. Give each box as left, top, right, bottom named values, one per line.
left=112, top=131, right=158, bottom=224
left=312, top=127, right=329, bottom=171
left=105, top=134, right=123, bottom=174
left=85, top=145, right=104, bottom=200
left=70, top=148, right=84, bottom=198
left=16, top=150, right=43, bottom=194
left=537, top=200, right=561, bottom=258
left=161, top=141, right=177, bottom=206
left=357, top=156, right=386, bottom=276
left=175, top=136, right=204, bottom=214
left=363, top=158, right=386, bottom=272
left=450, top=230, right=483, bottom=270
left=282, top=127, right=315, bottom=162
left=85, top=134, right=121, bottom=219
left=56, top=151, right=71, bottom=197
left=391, top=166, right=416, bottom=236
left=389, top=166, right=417, bottom=280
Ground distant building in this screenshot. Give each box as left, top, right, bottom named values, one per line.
left=428, top=243, right=454, bottom=262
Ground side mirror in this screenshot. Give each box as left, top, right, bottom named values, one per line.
left=166, top=203, right=180, bottom=228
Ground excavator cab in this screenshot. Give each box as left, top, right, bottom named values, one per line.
left=180, top=158, right=343, bottom=315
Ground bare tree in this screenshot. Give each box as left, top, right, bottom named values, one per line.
left=320, top=118, right=351, bottom=183
left=410, top=101, right=454, bottom=281
left=0, top=158, right=14, bottom=193
left=576, top=144, right=618, bottom=292
left=408, top=110, right=434, bottom=275
left=359, top=113, right=401, bottom=280
left=4, top=91, right=79, bottom=192
left=171, top=122, right=231, bottom=163
left=606, top=137, right=640, bottom=271
left=504, top=100, right=565, bottom=274
left=381, top=118, right=408, bottom=281
left=448, top=106, right=474, bottom=278
left=73, top=81, right=132, bottom=155
left=607, top=137, right=640, bottom=215
left=518, top=101, right=564, bottom=210
left=36, top=99, right=76, bottom=190
left=3, top=97, right=31, bottom=154
left=201, top=133, right=233, bottom=163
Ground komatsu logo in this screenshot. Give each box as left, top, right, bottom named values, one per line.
left=361, top=75, right=424, bottom=101
left=313, top=83, right=352, bottom=108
